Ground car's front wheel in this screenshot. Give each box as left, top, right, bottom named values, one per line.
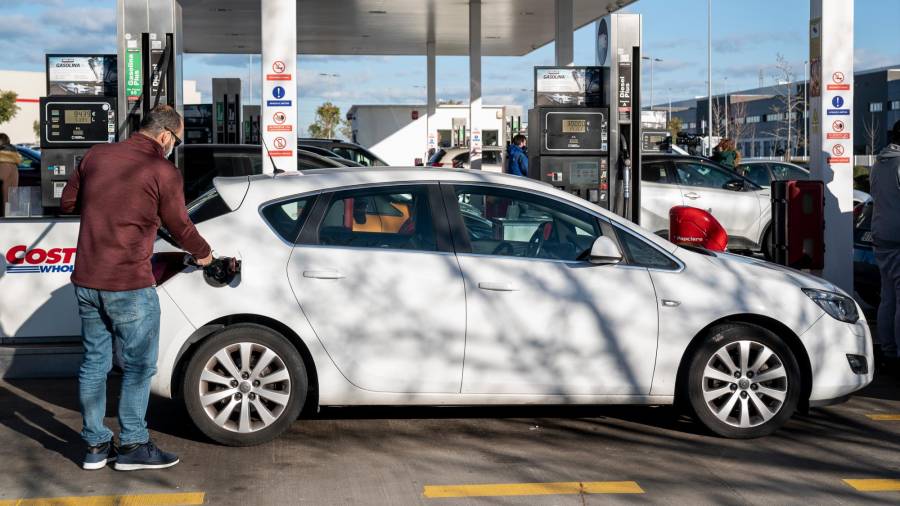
left=686, top=324, right=801, bottom=438
left=183, top=325, right=307, bottom=446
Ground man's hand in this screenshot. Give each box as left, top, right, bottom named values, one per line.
left=195, top=253, right=213, bottom=267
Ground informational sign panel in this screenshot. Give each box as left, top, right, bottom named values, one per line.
left=46, top=55, right=117, bottom=97
left=535, top=67, right=604, bottom=108
left=261, top=0, right=297, bottom=173
left=616, top=53, right=633, bottom=123
left=809, top=0, right=854, bottom=292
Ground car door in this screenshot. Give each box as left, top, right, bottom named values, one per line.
left=640, top=159, right=684, bottom=236
left=445, top=184, right=659, bottom=395
left=674, top=160, right=763, bottom=246
left=287, top=184, right=466, bottom=393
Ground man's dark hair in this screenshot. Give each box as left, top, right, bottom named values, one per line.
left=139, top=105, right=182, bottom=135
left=512, top=134, right=527, bottom=146
left=0, top=133, right=10, bottom=146
left=891, top=120, right=900, bottom=144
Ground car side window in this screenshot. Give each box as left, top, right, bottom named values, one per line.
left=641, top=161, right=671, bottom=184
left=261, top=196, right=315, bottom=243
left=771, top=163, right=808, bottom=181
left=614, top=226, right=679, bottom=270
left=455, top=186, right=601, bottom=261
left=738, top=164, right=771, bottom=187
left=675, top=162, right=735, bottom=189
left=316, top=186, right=436, bottom=251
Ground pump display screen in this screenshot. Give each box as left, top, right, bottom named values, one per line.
left=562, top=119, right=587, bottom=133
left=65, top=110, right=92, bottom=124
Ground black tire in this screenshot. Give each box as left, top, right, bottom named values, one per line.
left=761, top=227, right=774, bottom=261
left=182, top=324, right=308, bottom=446
left=686, top=324, right=801, bottom=438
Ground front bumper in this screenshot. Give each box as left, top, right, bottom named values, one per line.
left=801, top=313, right=874, bottom=402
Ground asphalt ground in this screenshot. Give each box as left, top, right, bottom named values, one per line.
left=1, top=374, right=899, bottom=505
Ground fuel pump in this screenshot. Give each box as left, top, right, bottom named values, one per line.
left=212, top=78, right=243, bottom=144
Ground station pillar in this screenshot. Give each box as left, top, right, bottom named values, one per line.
left=261, top=0, right=298, bottom=173
left=469, top=0, right=482, bottom=170
left=809, top=0, right=854, bottom=292
left=555, top=0, right=574, bottom=66
left=427, top=40, right=437, bottom=161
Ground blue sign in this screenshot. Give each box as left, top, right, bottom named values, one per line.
left=827, top=109, right=850, bottom=116
left=272, top=86, right=285, bottom=99
left=267, top=100, right=292, bottom=107
left=832, top=96, right=844, bottom=108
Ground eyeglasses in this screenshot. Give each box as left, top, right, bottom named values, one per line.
left=164, top=128, right=183, bottom=148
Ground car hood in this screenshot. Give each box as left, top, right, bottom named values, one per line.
left=691, top=248, right=842, bottom=294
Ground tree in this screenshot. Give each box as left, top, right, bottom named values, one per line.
left=668, top=117, right=683, bottom=139
left=0, top=90, right=20, bottom=125
left=308, top=102, right=343, bottom=139
left=863, top=112, right=880, bottom=155
left=769, top=54, right=803, bottom=159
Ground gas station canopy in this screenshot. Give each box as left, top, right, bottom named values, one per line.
left=181, top=0, right=636, bottom=55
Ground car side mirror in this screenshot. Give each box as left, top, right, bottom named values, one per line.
left=589, top=236, right=623, bottom=265
left=723, top=179, right=745, bottom=191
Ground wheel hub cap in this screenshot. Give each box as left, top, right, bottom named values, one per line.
left=701, top=340, right=789, bottom=429
left=239, top=381, right=252, bottom=394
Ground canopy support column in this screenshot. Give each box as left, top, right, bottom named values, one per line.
left=427, top=40, right=437, bottom=161
left=261, top=0, right=297, bottom=173
left=555, top=0, right=574, bottom=66
left=469, top=0, right=482, bottom=170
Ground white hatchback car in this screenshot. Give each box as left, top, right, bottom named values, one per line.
left=152, top=167, right=872, bottom=446
left=641, top=154, right=772, bottom=253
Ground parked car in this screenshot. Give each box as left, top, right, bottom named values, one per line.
left=150, top=166, right=872, bottom=446
left=427, top=146, right=504, bottom=172
left=641, top=154, right=771, bottom=253
left=16, top=145, right=41, bottom=189
left=181, top=145, right=343, bottom=203
left=297, top=138, right=387, bottom=167
left=852, top=199, right=879, bottom=320
left=736, top=159, right=871, bottom=206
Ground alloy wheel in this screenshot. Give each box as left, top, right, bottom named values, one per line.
left=701, top=340, right=788, bottom=428
left=198, top=342, right=292, bottom=433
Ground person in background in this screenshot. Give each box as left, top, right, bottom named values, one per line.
left=871, top=120, right=900, bottom=374
left=507, top=134, right=529, bottom=177
left=60, top=105, right=213, bottom=471
left=712, top=138, right=741, bottom=170
left=0, top=133, right=21, bottom=217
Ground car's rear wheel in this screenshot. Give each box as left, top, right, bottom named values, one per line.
left=183, top=325, right=307, bottom=446
left=687, top=324, right=800, bottom=438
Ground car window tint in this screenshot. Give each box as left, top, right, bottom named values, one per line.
left=771, top=163, right=808, bottom=181
left=738, top=163, right=771, bottom=187
left=317, top=186, right=436, bottom=251
left=641, top=162, right=669, bottom=183
left=212, top=152, right=262, bottom=177
left=455, top=186, right=601, bottom=261
left=482, top=150, right=503, bottom=165
left=675, top=162, right=735, bottom=189
left=615, top=226, right=679, bottom=270
left=297, top=153, right=334, bottom=170
left=261, top=196, right=314, bottom=243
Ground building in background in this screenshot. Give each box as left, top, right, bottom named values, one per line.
left=347, top=104, right=525, bottom=166
left=0, top=71, right=46, bottom=145
left=657, top=65, right=900, bottom=160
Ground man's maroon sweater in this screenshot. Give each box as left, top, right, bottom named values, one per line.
left=61, top=134, right=211, bottom=291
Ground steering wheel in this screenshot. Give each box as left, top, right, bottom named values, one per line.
left=527, top=222, right=553, bottom=258
left=491, top=241, right=515, bottom=256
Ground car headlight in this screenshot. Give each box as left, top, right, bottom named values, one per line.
left=802, top=288, right=859, bottom=323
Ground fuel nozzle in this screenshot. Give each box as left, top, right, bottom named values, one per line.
left=185, top=254, right=242, bottom=287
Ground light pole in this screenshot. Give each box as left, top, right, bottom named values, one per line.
left=707, top=0, right=713, bottom=156
left=724, top=76, right=729, bottom=139
left=803, top=60, right=809, bottom=158
left=642, top=55, right=663, bottom=111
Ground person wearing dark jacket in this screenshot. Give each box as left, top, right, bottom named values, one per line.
left=0, top=133, right=21, bottom=217
left=61, top=105, right=213, bottom=471
left=871, top=120, right=900, bottom=370
left=507, top=134, right=529, bottom=177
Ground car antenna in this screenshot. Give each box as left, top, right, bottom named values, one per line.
left=261, top=138, right=284, bottom=175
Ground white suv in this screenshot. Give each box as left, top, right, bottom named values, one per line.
left=641, top=154, right=771, bottom=252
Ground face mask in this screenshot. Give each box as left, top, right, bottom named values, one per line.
left=164, top=141, right=175, bottom=158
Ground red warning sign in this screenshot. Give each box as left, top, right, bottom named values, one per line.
left=832, top=120, right=845, bottom=132
left=832, top=144, right=845, bottom=156
left=269, top=150, right=293, bottom=157
left=273, top=137, right=287, bottom=150
left=273, top=112, right=286, bottom=124
left=272, top=61, right=286, bottom=74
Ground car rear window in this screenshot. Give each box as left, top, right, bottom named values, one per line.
left=261, top=196, right=315, bottom=243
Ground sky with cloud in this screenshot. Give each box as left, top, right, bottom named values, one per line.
left=1, top=0, right=897, bottom=135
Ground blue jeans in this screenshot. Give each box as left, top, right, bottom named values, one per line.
left=875, top=247, right=900, bottom=358
left=75, top=286, right=160, bottom=447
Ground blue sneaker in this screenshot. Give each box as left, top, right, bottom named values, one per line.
left=113, top=440, right=179, bottom=471
left=83, top=441, right=116, bottom=470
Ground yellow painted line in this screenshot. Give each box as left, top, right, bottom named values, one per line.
left=0, top=492, right=205, bottom=506
left=423, top=481, right=643, bottom=498
left=866, top=414, right=900, bottom=421
left=844, top=479, right=900, bottom=492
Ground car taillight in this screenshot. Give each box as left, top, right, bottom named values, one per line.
left=853, top=203, right=863, bottom=221
left=151, top=252, right=187, bottom=285
left=430, top=162, right=444, bottom=167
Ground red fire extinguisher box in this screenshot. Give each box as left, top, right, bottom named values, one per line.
left=771, top=180, right=825, bottom=270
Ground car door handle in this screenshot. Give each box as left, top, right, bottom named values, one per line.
left=478, top=282, right=519, bottom=292
left=303, top=270, right=345, bottom=280
left=684, top=192, right=701, bottom=199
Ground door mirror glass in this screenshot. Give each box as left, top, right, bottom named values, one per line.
left=589, top=236, right=623, bottom=265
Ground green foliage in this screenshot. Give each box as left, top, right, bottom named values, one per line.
left=308, top=102, right=342, bottom=139
left=668, top=117, right=683, bottom=139
left=0, top=90, right=20, bottom=125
